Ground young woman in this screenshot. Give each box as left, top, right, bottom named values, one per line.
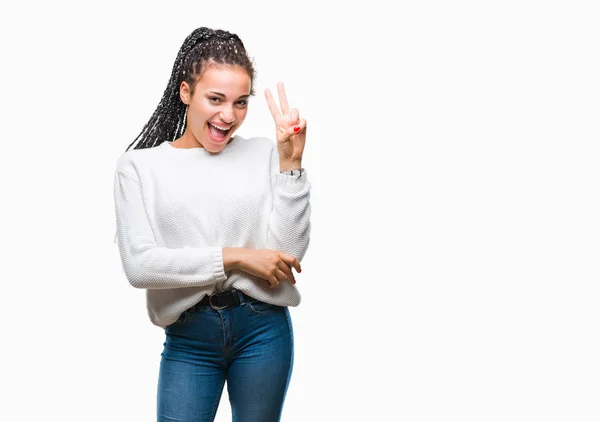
left=113, top=27, right=311, bottom=421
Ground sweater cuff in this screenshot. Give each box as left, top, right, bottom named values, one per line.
left=273, top=168, right=308, bottom=189
left=212, top=247, right=227, bottom=282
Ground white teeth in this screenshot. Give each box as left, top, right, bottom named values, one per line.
left=209, top=123, right=232, bottom=131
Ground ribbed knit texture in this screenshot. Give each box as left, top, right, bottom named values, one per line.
left=113, top=136, right=311, bottom=328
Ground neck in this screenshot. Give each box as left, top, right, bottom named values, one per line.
left=171, top=130, right=204, bottom=149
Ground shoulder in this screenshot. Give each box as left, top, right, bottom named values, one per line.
left=234, top=135, right=275, bottom=152
left=114, top=144, right=163, bottom=176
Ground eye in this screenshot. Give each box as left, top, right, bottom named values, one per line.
left=209, top=97, right=222, bottom=103
left=236, top=100, right=248, bottom=107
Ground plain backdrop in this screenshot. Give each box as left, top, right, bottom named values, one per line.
left=1, top=1, right=599, bottom=421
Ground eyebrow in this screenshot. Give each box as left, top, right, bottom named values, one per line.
left=208, top=91, right=250, bottom=99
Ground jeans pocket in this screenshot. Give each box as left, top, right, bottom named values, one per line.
left=247, top=300, right=277, bottom=315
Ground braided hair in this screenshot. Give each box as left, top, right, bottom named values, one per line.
left=124, top=27, right=256, bottom=152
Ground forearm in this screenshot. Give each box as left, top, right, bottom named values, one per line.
left=266, top=146, right=312, bottom=261
left=266, top=200, right=311, bottom=261
left=266, top=171, right=311, bottom=261
left=118, top=243, right=227, bottom=289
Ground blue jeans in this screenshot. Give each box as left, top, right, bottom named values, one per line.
left=157, top=289, right=294, bottom=422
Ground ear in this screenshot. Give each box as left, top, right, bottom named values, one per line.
left=180, top=81, right=191, bottom=105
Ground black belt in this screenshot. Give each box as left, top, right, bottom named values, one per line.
left=194, top=288, right=254, bottom=310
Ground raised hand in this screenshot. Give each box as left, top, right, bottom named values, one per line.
left=264, top=82, right=307, bottom=164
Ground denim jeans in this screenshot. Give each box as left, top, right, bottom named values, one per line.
left=157, top=289, right=294, bottom=422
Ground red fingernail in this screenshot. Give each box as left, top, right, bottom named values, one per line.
left=294, top=126, right=300, bottom=133
left=298, top=269, right=302, bottom=273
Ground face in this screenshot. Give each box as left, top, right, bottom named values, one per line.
left=180, top=64, right=251, bottom=153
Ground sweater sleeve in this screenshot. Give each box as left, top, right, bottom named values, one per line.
left=113, top=167, right=227, bottom=289
left=266, top=143, right=312, bottom=261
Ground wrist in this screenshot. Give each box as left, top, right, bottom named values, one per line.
left=280, top=160, right=302, bottom=171
left=222, top=247, right=248, bottom=272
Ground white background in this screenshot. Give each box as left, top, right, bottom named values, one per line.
left=1, top=1, right=599, bottom=421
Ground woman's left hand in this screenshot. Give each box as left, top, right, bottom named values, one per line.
left=265, top=82, right=307, bottom=163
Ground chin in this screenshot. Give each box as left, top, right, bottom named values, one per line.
left=205, top=145, right=225, bottom=154
left=207, top=133, right=237, bottom=151
left=204, top=138, right=230, bottom=153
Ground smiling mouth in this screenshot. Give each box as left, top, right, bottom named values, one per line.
left=207, top=122, right=233, bottom=142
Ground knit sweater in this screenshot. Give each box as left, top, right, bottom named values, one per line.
left=112, top=135, right=311, bottom=328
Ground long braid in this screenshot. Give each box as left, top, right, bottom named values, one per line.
left=125, top=27, right=255, bottom=152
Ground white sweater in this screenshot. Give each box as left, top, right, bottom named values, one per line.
left=113, top=136, right=311, bottom=328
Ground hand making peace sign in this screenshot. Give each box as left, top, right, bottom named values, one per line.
left=264, top=82, right=307, bottom=163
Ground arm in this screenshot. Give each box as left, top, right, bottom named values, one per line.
left=113, top=168, right=227, bottom=289
left=222, top=247, right=245, bottom=272
left=265, top=144, right=312, bottom=262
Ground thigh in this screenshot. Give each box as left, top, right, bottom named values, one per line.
left=227, top=303, right=294, bottom=422
left=157, top=308, right=228, bottom=422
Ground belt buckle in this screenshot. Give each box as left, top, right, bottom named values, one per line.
left=209, top=293, right=229, bottom=310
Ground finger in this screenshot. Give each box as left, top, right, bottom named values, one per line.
left=280, top=253, right=301, bottom=273
left=290, top=108, right=299, bottom=126
left=298, top=118, right=307, bottom=134
left=266, top=275, right=279, bottom=289
left=274, top=268, right=289, bottom=285
left=264, top=88, right=281, bottom=120
left=277, top=81, right=290, bottom=115
left=288, top=118, right=307, bottom=136
left=277, top=261, right=296, bottom=284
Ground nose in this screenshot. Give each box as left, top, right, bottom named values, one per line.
left=219, top=108, right=235, bottom=125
